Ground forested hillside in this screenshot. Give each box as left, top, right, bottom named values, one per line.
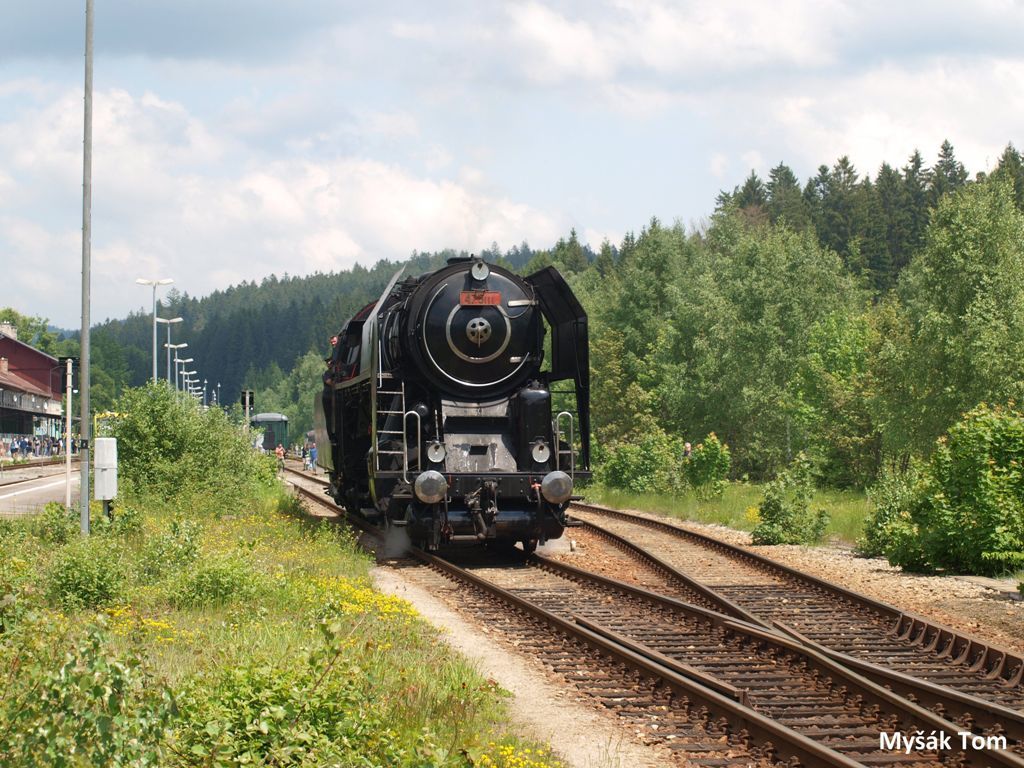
left=6, top=140, right=1024, bottom=487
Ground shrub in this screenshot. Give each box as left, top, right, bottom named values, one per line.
left=171, top=552, right=263, bottom=609
left=46, top=537, right=126, bottom=610
left=110, top=382, right=276, bottom=516
left=0, top=622, right=174, bottom=766
left=31, top=501, right=78, bottom=544
left=683, top=432, right=731, bottom=500
left=139, top=519, right=201, bottom=581
left=751, top=452, right=829, bottom=545
left=595, top=427, right=684, bottom=494
left=172, top=621, right=408, bottom=764
left=886, top=404, right=1024, bottom=575
left=857, top=466, right=919, bottom=557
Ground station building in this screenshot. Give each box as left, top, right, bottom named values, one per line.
left=0, top=322, right=65, bottom=439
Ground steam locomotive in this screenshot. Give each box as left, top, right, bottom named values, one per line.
left=313, top=255, right=590, bottom=551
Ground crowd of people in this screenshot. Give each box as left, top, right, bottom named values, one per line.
left=0, top=435, right=72, bottom=461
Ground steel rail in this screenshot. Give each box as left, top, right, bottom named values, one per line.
left=533, top=552, right=1024, bottom=762
left=285, top=472, right=1020, bottom=766
left=282, top=472, right=860, bottom=767
left=565, top=516, right=1024, bottom=745
left=286, top=468, right=1024, bottom=744
left=572, top=501, right=1024, bottom=690
left=413, top=547, right=868, bottom=768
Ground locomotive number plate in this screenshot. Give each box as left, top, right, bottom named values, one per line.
left=459, top=290, right=501, bottom=306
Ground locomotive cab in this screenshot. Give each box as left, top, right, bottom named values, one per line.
left=318, top=255, right=590, bottom=552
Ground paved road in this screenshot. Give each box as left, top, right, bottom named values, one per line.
left=0, top=470, right=81, bottom=516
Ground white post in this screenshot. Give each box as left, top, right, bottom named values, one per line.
left=65, top=357, right=73, bottom=509
left=151, top=286, right=157, bottom=381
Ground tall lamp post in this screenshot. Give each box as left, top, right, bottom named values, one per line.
left=136, top=277, right=174, bottom=382
left=216, top=381, right=221, bottom=407
left=156, top=316, right=183, bottom=384
left=203, top=378, right=208, bottom=407
left=176, top=358, right=193, bottom=391
left=168, top=344, right=188, bottom=389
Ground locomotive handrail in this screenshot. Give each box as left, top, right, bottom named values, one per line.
left=554, top=410, right=574, bottom=477
left=402, top=410, right=421, bottom=484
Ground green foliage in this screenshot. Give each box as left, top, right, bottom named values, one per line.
left=0, top=307, right=60, bottom=354
left=139, top=518, right=201, bottom=581
left=249, top=350, right=325, bottom=442
left=171, top=620, right=409, bottom=765
left=45, top=537, right=127, bottom=610
left=888, top=176, right=1024, bottom=456
left=797, top=309, right=881, bottom=486
left=111, top=382, right=276, bottom=516
left=171, top=552, right=265, bottom=609
left=0, top=622, right=175, bottom=767
left=885, top=404, right=1024, bottom=575
left=31, top=502, right=78, bottom=544
left=751, top=453, right=829, bottom=545
left=858, top=466, right=920, bottom=558
left=683, top=433, right=731, bottom=500
left=594, top=426, right=683, bottom=494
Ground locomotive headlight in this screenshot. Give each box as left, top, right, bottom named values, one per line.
left=540, top=471, right=573, bottom=504
left=531, top=440, right=551, bottom=463
left=426, top=441, right=446, bottom=463
left=414, top=470, right=447, bottom=504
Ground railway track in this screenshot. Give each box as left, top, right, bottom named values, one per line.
left=281, top=467, right=1021, bottom=767
left=569, top=503, right=1024, bottom=717
left=0, top=458, right=79, bottom=489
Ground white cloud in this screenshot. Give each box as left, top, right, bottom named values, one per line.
left=0, top=87, right=563, bottom=325
left=505, top=0, right=845, bottom=88
left=771, top=58, right=1024, bottom=175
left=508, top=2, right=616, bottom=83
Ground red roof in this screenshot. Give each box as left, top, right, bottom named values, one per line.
left=0, top=369, right=51, bottom=398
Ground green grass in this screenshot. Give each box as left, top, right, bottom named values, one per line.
left=585, top=482, right=871, bottom=545
left=0, top=485, right=563, bottom=767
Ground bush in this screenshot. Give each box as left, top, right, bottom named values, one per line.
left=139, top=518, right=201, bottom=581
left=857, top=466, right=919, bottom=557
left=751, top=452, right=829, bottom=545
left=0, top=622, right=175, bottom=766
left=46, top=537, right=127, bottom=610
left=885, top=404, right=1024, bottom=575
left=595, top=427, right=683, bottom=494
left=171, top=552, right=264, bottom=609
left=31, top=501, right=78, bottom=544
left=110, top=382, right=276, bottom=516
left=683, top=433, right=731, bottom=500
left=172, top=621, right=408, bottom=764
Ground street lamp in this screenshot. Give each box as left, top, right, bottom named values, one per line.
left=216, top=381, right=221, bottom=407
left=156, top=317, right=183, bottom=384
left=168, top=344, right=188, bottom=390
left=203, top=378, right=208, bottom=407
left=177, top=359, right=194, bottom=391
left=136, top=277, right=174, bottom=382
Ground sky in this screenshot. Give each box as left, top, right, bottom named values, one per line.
left=1, top=1, right=1023, bottom=327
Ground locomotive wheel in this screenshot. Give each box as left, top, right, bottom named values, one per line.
left=521, top=538, right=538, bottom=554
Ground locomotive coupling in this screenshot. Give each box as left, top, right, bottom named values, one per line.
left=413, top=470, right=447, bottom=504
left=540, top=471, right=573, bottom=504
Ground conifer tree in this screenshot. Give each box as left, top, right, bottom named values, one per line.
left=992, top=143, right=1024, bottom=210
left=766, top=163, right=810, bottom=230
left=927, top=139, right=968, bottom=207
